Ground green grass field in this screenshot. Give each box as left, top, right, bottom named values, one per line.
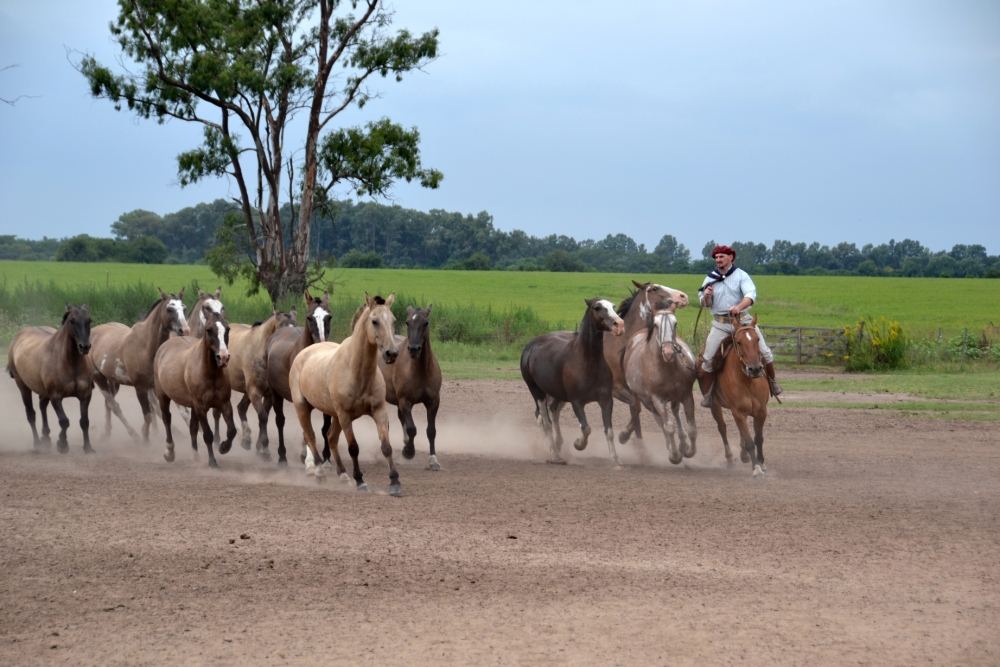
left=2, top=261, right=998, bottom=337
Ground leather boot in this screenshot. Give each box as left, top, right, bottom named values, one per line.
left=699, top=371, right=716, bottom=408
left=765, top=362, right=783, bottom=397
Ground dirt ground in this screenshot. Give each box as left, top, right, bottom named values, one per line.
left=1, top=371, right=998, bottom=666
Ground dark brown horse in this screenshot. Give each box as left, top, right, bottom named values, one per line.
left=604, top=281, right=689, bottom=448
left=153, top=307, right=237, bottom=469
left=7, top=304, right=95, bottom=453
left=623, top=309, right=698, bottom=464
left=697, top=314, right=769, bottom=478
left=265, top=291, right=331, bottom=465
left=376, top=304, right=443, bottom=470
left=521, top=298, right=624, bottom=466
left=90, top=288, right=190, bottom=441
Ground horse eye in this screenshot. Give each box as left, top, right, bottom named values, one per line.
left=166, top=307, right=175, bottom=313
left=372, top=320, right=380, bottom=327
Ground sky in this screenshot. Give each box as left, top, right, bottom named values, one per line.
left=1, top=0, right=998, bottom=256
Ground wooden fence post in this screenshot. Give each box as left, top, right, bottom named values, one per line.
left=796, top=327, right=802, bottom=364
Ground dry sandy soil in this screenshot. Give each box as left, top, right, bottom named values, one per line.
left=1, top=372, right=997, bottom=666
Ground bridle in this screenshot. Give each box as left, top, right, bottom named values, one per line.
left=730, top=323, right=758, bottom=377
left=654, top=311, right=695, bottom=370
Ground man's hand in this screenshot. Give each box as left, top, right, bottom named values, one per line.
left=727, top=304, right=742, bottom=317
left=702, top=285, right=713, bottom=305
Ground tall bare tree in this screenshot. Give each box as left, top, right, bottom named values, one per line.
left=79, top=0, right=441, bottom=301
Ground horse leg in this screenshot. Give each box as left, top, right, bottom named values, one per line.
left=252, top=391, right=272, bottom=458
left=212, top=408, right=222, bottom=446
left=374, top=406, right=401, bottom=496
left=534, top=396, right=562, bottom=464
left=136, top=387, right=153, bottom=443
left=50, top=397, right=71, bottom=454
left=650, top=397, right=681, bottom=465
left=94, top=376, right=138, bottom=441
left=236, top=394, right=252, bottom=449
left=321, top=414, right=332, bottom=467
left=15, top=380, right=41, bottom=447
left=549, top=400, right=566, bottom=451
left=680, top=393, right=698, bottom=458
left=732, top=411, right=763, bottom=478
left=398, top=399, right=418, bottom=460
left=273, top=396, right=288, bottom=467
left=198, top=410, right=219, bottom=469
left=147, top=389, right=163, bottom=433
left=39, top=396, right=52, bottom=446
left=569, top=401, right=591, bottom=453
left=188, top=410, right=200, bottom=460
left=295, top=403, right=323, bottom=476
left=160, top=393, right=176, bottom=462
left=599, top=398, right=624, bottom=469
left=79, top=393, right=94, bottom=454
left=340, top=420, right=369, bottom=490
left=753, top=411, right=767, bottom=473
left=218, top=401, right=237, bottom=455
left=426, top=396, right=441, bottom=471
left=710, top=402, right=734, bottom=466
left=325, top=417, right=349, bottom=482
left=670, top=401, right=687, bottom=454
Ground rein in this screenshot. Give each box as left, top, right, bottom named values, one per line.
left=730, top=324, right=755, bottom=378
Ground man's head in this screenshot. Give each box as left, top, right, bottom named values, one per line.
left=712, top=245, right=736, bottom=272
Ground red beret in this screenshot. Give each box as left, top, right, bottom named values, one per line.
left=712, top=245, right=736, bottom=259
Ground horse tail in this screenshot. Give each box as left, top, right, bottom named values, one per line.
left=618, top=346, right=627, bottom=373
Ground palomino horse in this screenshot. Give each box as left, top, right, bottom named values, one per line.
left=7, top=304, right=95, bottom=453
left=289, top=293, right=401, bottom=494
left=190, top=287, right=224, bottom=339
left=265, top=291, right=331, bottom=465
left=697, top=314, right=769, bottom=478
left=605, top=281, right=689, bottom=447
left=521, top=298, right=625, bottom=466
left=376, top=304, right=443, bottom=471
left=153, top=307, right=237, bottom=468
left=225, top=309, right=297, bottom=454
left=90, top=288, right=190, bottom=441
left=623, top=309, right=698, bottom=465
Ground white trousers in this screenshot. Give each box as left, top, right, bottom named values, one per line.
left=701, top=319, right=774, bottom=372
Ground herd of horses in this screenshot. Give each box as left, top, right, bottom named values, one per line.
left=6, top=280, right=772, bottom=494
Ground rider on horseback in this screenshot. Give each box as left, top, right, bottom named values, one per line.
left=697, top=245, right=782, bottom=407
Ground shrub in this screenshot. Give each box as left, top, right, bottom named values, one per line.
left=338, top=250, right=384, bottom=268
left=844, top=317, right=910, bottom=371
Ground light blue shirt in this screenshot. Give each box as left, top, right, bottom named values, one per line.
left=700, top=267, right=757, bottom=317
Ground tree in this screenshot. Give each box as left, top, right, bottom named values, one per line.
left=112, top=209, right=164, bottom=241
left=653, top=234, right=690, bottom=272
left=79, top=0, right=442, bottom=302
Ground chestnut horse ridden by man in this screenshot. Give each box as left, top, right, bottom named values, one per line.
left=90, top=288, right=190, bottom=441
left=697, top=314, right=769, bottom=478
left=289, top=293, right=401, bottom=494
left=521, top=298, right=625, bottom=466
left=153, top=307, right=238, bottom=469
left=7, top=304, right=95, bottom=453
left=376, top=304, right=443, bottom=471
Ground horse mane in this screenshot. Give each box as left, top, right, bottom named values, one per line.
left=350, top=304, right=366, bottom=331
left=251, top=320, right=263, bottom=327
left=139, top=299, right=162, bottom=322
left=61, top=311, right=69, bottom=325
left=616, top=290, right=638, bottom=317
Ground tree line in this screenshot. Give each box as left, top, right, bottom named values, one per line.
left=2, top=197, right=997, bottom=278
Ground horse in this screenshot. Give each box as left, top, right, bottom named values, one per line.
left=225, top=309, right=297, bottom=455
left=520, top=298, right=625, bottom=466
left=7, top=304, right=95, bottom=453
left=153, top=307, right=237, bottom=469
left=189, top=287, right=224, bottom=339
left=622, top=309, right=698, bottom=465
left=376, top=304, right=443, bottom=471
left=289, top=293, right=401, bottom=494
left=697, top=314, right=769, bottom=478
left=604, top=281, right=689, bottom=448
left=90, top=288, right=190, bottom=441
left=265, top=291, right=331, bottom=465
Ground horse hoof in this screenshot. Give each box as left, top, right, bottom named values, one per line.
left=726, top=459, right=735, bottom=468
left=83, top=445, right=96, bottom=455
left=339, top=472, right=350, bottom=483
left=428, top=455, right=441, bottom=471
left=389, top=484, right=402, bottom=497
left=573, top=438, right=587, bottom=451
left=258, top=450, right=272, bottom=462
left=163, top=450, right=175, bottom=463
left=740, top=450, right=750, bottom=464
left=761, top=464, right=768, bottom=472
left=617, top=431, right=630, bottom=444
left=669, top=454, right=683, bottom=465
left=684, top=445, right=697, bottom=459
left=240, top=438, right=252, bottom=451
left=356, top=483, right=371, bottom=493
left=219, top=441, right=233, bottom=455
left=546, top=458, right=567, bottom=465
left=277, top=458, right=288, bottom=468
left=613, top=463, right=625, bottom=471
left=322, top=460, right=332, bottom=470
left=752, top=465, right=765, bottom=479
left=316, top=474, right=327, bottom=484
left=402, top=445, right=415, bottom=460
left=57, top=442, right=69, bottom=454
left=209, top=460, right=220, bottom=470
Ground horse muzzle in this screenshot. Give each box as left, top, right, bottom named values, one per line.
left=215, top=351, right=230, bottom=367
left=747, top=364, right=764, bottom=378
left=77, top=343, right=92, bottom=355
left=178, top=325, right=191, bottom=336
left=660, top=344, right=675, bottom=361
left=408, top=344, right=422, bottom=359
left=383, top=349, right=399, bottom=364
left=611, top=320, right=624, bottom=336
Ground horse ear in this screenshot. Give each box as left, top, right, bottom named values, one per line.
left=304, top=289, right=313, bottom=303
left=364, top=292, right=373, bottom=308
left=81, top=303, right=88, bottom=311
left=158, top=287, right=167, bottom=300
left=198, top=288, right=208, bottom=299
left=178, top=286, right=185, bottom=299
left=65, top=302, right=72, bottom=311
left=751, top=314, right=758, bottom=328
left=289, top=306, right=297, bottom=318
left=426, top=303, right=433, bottom=315
left=214, top=286, right=222, bottom=299
left=321, top=291, right=329, bottom=305
left=407, top=305, right=415, bottom=316
left=273, top=308, right=280, bottom=318
left=385, top=292, right=395, bottom=307
left=585, top=297, right=594, bottom=307
left=632, top=280, right=644, bottom=289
